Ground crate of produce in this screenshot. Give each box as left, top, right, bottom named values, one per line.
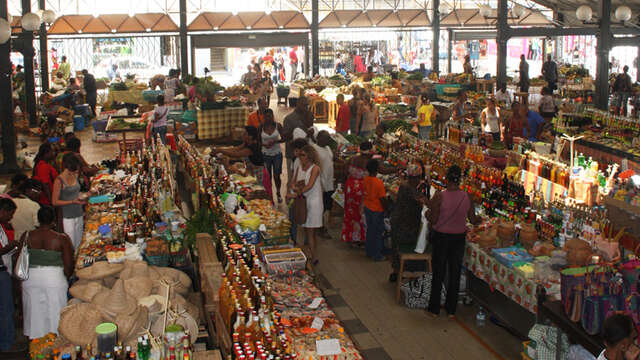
left=92, top=119, right=108, bottom=132
left=142, top=90, right=163, bottom=103
left=260, top=232, right=290, bottom=247
left=145, top=253, right=169, bottom=267
left=264, top=248, right=307, bottom=274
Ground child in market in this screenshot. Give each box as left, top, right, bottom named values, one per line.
left=335, top=94, right=350, bottom=135
left=599, top=313, right=640, bottom=360
left=363, top=159, right=387, bottom=261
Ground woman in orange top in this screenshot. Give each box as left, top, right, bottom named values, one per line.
left=363, top=159, right=387, bottom=261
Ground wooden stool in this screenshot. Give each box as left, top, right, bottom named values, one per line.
left=396, top=252, right=432, bottom=303
left=476, top=79, right=495, bottom=94
left=514, top=92, right=529, bottom=105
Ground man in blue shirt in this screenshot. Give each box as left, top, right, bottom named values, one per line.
left=520, top=104, right=544, bottom=141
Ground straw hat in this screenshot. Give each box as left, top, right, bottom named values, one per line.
left=154, top=267, right=192, bottom=294
left=69, top=281, right=106, bottom=302
left=115, top=305, right=149, bottom=343
left=139, top=295, right=166, bottom=314
left=124, top=276, right=153, bottom=300
left=102, top=276, right=118, bottom=288
left=76, top=261, right=124, bottom=280
left=58, top=303, right=105, bottom=346
left=92, top=279, right=138, bottom=320
left=120, top=260, right=155, bottom=280
left=170, top=295, right=199, bottom=324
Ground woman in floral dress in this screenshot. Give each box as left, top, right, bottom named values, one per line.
left=341, top=141, right=373, bottom=246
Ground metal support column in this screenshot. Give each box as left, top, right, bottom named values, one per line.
left=0, top=0, right=17, bottom=172
left=637, top=47, right=640, bottom=83
left=311, top=0, right=319, bottom=75
left=447, top=29, right=453, bottom=74
left=595, top=0, right=612, bottom=110
left=432, top=0, right=440, bottom=74
left=178, top=0, right=188, bottom=78
left=21, top=0, right=37, bottom=127
left=38, top=0, right=48, bottom=91
left=496, top=0, right=509, bottom=86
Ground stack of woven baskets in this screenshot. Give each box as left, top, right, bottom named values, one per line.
left=59, top=260, right=197, bottom=348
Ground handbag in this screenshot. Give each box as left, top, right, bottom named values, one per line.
left=414, top=206, right=429, bottom=254
left=293, top=195, right=307, bottom=225
left=14, top=231, right=30, bottom=281
left=581, top=295, right=624, bottom=335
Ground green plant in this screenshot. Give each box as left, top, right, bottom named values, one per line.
left=183, top=208, right=216, bottom=249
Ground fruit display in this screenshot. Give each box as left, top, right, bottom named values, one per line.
left=106, top=117, right=147, bottom=131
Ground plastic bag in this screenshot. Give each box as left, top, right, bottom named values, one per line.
left=14, top=241, right=29, bottom=280
left=414, top=206, right=429, bottom=254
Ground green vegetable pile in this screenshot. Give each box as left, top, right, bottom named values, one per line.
left=384, top=119, right=413, bottom=132
left=371, top=75, right=391, bottom=87
left=406, top=72, right=425, bottom=81
left=195, top=79, right=224, bottom=100
left=343, top=134, right=364, bottom=145
left=328, top=74, right=347, bottom=87
left=107, top=118, right=146, bottom=130
left=110, top=82, right=128, bottom=91
left=381, top=104, right=411, bottom=114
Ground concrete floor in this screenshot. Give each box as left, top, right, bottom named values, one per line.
left=6, top=100, right=525, bottom=360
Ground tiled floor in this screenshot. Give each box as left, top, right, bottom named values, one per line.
left=10, top=101, right=524, bottom=360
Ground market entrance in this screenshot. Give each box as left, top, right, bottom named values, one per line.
left=190, top=32, right=309, bottom=87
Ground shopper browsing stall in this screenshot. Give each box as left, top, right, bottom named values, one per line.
left=33, top=143, right=58, bottom=206
left=519, top=54, right=530, bottom=93
left=20, top=206, right=73, bottom=340
left=357, top=92, right=378, bottom=138
left=481, top=97, right=501, bottom=141
left=341, top=142, right=372, bottom=247
left=313, top=131, right=335, bottom=238
left=452, top=91, right=474, bottom=125
left=520, top=104, right=545, bottom=141
left=538, top=87, right=557, bottom=120
left=7, top=176, right=40, bottom=242
left=151, top=95, right=169, bottom=144
left=52, top=154, right=86, bottom=250
left=389, top=162, right=426, bottom=282
left=494, top=83, right=511, bottom=108
left=283, top=96, right=309, bottom=178
left=416, top=94, right=438, bottom=141
left=363, top=159, right=387, bottom=262
left=335, top=94, right=351, bottom=135
left=541, top=55, right=558, bottom=91
left=261, top=112, right=284, bottom=203
left=287, top=145, right=323, bottom=265
left=427, top=165, right=480, bottom=318
left=502, top=102, right=530, bottom=149
left=213, top=126, right=264, bottom=185
left=248, top=97, right=269, bottom=128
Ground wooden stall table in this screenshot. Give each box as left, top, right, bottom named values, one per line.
left=476, top=79, right=495, bottom=94
left=197, top=106, right=248, bottom=140
left=514, top=92, right=529, bottom=105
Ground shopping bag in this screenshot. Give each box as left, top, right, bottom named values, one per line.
left=262, top=167, right=273, bottom=200
left=14, top=233, right=30, bottom=281
left=414, top=206, right=429, bottom=254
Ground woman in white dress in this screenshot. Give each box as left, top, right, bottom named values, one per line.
left=287, top=144, right=323, bottom=264
left=20, top=206, right=74, bottom=339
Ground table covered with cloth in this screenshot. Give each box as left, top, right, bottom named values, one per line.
left=464, top=241, right=560, bottom=314
left=197, top=107, right=248, bottom=139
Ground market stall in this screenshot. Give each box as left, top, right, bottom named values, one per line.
left=196, top=107, right=248, bottom=140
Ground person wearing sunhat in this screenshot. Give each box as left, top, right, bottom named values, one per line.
left=19, top=206, right=74, bottom=339
left=388, top=161, right=427, bottom=282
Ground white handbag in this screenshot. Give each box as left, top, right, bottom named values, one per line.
left=414, top=206, right=429, bottom=254
left=14, top=232, right=29, bottom=281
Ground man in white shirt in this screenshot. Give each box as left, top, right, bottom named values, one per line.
left=312, top=131, right=335, bottom=238
left=494, top=82, right=511, bottom=108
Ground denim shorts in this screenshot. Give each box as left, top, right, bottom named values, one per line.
left=263, top=152, right=283, bottom=176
